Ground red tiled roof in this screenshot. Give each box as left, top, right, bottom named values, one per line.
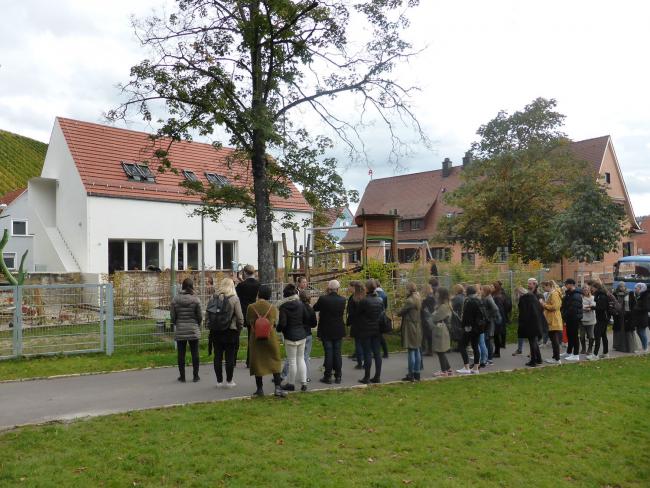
left=0, top=187, right=26, bottom=206
left=56, top=117, right=312, bottom=212
left=568, top=135, right=610, bottom=173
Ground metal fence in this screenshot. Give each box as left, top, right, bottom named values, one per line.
left=0, top=284, right=113, bottom=360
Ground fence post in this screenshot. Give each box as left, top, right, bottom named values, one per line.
left=99, top=284, right=105, bottom=353
left=106, top=283, right=114, bottom=356
left=509, top=270, right=515, bottom=304
left=13, top=286, right=23, bottom=357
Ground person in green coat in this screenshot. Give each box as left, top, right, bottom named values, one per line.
left=247, top=285, right=286, bottom=398
left=398, top=282, right=422, bottom=381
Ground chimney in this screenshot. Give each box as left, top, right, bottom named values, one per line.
left=442, top=157, right=452, bottom=177
left=462, top=150, right=472, bottom=168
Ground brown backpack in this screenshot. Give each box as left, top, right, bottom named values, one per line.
left=253, top=306, right=273, bottom=340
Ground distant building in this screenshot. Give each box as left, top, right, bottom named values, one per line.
left=634, top=216, right=650, bottom=255
left=1, top=188, right=33, bottom=273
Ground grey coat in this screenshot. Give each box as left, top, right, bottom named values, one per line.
left=171, top=291, right=202, bottom=341
left=431, top=303, right=452, bottom=353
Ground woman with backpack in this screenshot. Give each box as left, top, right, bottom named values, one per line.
left=171, top=278, right=202, bottom=383
left=246, top=285, right=286, bottom=398
left=208, top=278, right=244, bottom=388
left=278, top=283, right=310, bottom=392
left=431, top=287, right=453, bottom=377
left=398, top=282, right=422, bottom=381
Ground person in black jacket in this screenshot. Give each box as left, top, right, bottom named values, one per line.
left=314, top=280, right=347, bottom=384
left=590, top=282, right=610, bottom=359
left=278, top=284, right=310, bottom=392
left=356, top=279, right=384, bottom=384
left=455, top=285, right=482, bottom=375
left=346, top=281, right=366, bottom=369
left=630, top=283, right=649, bottom=352
left=236, top=265, right=260, bottom=368
left=517, top=287, right=543, bottom=367
left=561, top=279, right=583, bottom=361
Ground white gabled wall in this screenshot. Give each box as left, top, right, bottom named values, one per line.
left=0, top=191, right=34, bottom=272
left=87, top=195, right=311, bottom=274
left=39, top=120, right=88, bottom=271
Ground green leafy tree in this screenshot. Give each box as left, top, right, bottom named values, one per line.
left=439, top=97, right=626, bottom=264
left=109, top=0, right=423, bottom=282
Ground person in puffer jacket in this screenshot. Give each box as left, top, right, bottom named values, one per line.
left=278, top=283, right=310, bottom=392
left=171, top=278, right=202, bottom=383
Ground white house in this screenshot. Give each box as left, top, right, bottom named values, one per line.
left=1, top=188, right=34, bottom=274
left=27, top=117, right=313, bottom=278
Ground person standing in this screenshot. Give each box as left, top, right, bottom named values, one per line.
left=346, top=281, right=366, bottom=369
left=456, top=285, right=482, bottom=375
left=481, top=284, right=501, bottom=365
left=171, top=278, right=202, bottom=383
left=514, top=278, right=539, bottom=355
left=614, top=282, right=635, bottom=352
left=541, top=281, right=563, bottom=364
left=398, top=283, right=423, bottom=381
left=247, top=285, right=286, bottom=398
left=430, top=259, right=439, bottom=278
left=210, top=278, right=244, bottom=387
left=561, top=279, right=583, bottom=361
left=314, top=280, right=347, bottom=384
left=375, top=280, right=390, bottom=358
left=491, top=281, right=510, bottom=357
left=299, top=290, right=316, bottom=383
left=517, top=286, right=543, bottom=367
left=278, top=284, right=309, bottom=392
left=580, top=285, right=597, bottom=357
left=629, top=283, right=649, bottom=352
left=450, top=284, right=466, bottom=351
left=590, top=282, right=610, bottom=360
left=356, top=279, right=384, bottom=384
left=236, top=265, right=260, bottom=368
left=431, top=287, right=453, bottom=376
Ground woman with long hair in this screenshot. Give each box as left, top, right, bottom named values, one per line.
left=346, top=280, right=366, bottom=369
left=431, top=287, right=453, bottom=376
left=398, top=282, right=422, bottom=381
left=171, top=278, right=202, bottom=382
left=210, top=277, right=244, bottom=388
left=491, top=281, right=511, bottom=357
left=541, top=280, right=563, bottom=364
left=356, top=279, right=384, bottom=383
left=480, top=284, right=501, bottom=366
left=278, top=283, right=310, bottom=391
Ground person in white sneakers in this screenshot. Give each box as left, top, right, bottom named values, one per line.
left=456, top=285, right=482, bottom=375
left=541, top=281, right=563, bottom=364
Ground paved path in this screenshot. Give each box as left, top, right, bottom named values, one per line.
left=0, top=339, right=636, bottom=431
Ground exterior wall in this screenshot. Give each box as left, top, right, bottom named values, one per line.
left=39, top=120, right=88, bottom=270
left=86, top=195, right=311, bottom=274
left=634, top=217, right=650, bottom=255
left=0, top=192, right=34, bottom=272
left=328, top=208, right=354, bottom=242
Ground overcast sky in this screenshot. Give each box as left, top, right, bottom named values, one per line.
left=1, top=0, right=649, bottom=214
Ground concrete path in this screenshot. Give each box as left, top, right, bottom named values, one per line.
left=0, top=339, right=637, bottom=431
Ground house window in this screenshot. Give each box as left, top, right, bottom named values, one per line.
left=178, top=241, right=200, bottom=270
left=398, top=248, right=420, bottom=263
left=461, top=252, right=476, bottom=265
left=349, top=250, right=360, bottom=263
left=216, top=241, right=236, bottom=270
left=182, top=170, right=199, bottom=182
left=12, top=220, right=27, bottom=236
left=137, top=165, right=156, bottom=183
left=623, top=242, right=633, bottom=257
left=205, top=173, right=230, bottom=187
left=121, top=161, right=156, bottom=183
left=604, top=172, right=611, bottom=184
left=496, top=246, right=509, bottom=263
left=431, top=247, right=450, bottom=262
left=2, top=253, right=16, bottom=271
left=385, top=248, right=392, bottom=263
left=410, top=219, right=423, bottom=231
left=398, top=220, right=406, bottom=232
left=108, top=239, right=161, bottom=274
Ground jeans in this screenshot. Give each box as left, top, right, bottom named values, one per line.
left=478, top=333, right=488, bottom=365
left=360, top=335, right=382, bottom=380
left=407, top=348, right=421, bottom=375
left=322, top=338, right=343, bottom=379
left=580, top=323, right=595, bottom=353
left=177, top=339, right=199, bottom=379
left=636, top=327, right=648, bottom=350
left=380, top=334, right=389, bottom=356
left=549, top=330, right=562, bottom=361
left=517, top=337, right=525, bottom=352
left=593, top=321, right=609, bottom=356
left=285, top=338, right=307, bottom=386
left=437, top=352, right=451, bottom=371
left=566, top=319, right=580, bottom=356
left=214, top=340, right=237, bottom=383
left=304, top=335, right=313, bottom=380
left=354, top=337, right=364, bottom=366
left=459, top=331, right=480, bottom=367
left=486, top=334, right=494, bottom=360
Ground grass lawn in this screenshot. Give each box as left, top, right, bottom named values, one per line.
left=0, top=333, right=404, bottom=381
left=1, top=356, right=649, bottom=487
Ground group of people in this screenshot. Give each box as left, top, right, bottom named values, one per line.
left=170, top=265, right=650, bottom=396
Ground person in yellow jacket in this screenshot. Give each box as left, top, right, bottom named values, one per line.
left=541, top=280, right=564, bottom=364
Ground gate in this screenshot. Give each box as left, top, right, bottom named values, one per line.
left=0, top=283, right=114, bottom=360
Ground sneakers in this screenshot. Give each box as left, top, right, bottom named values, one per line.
left=274, top=386, right=288, bottom=398
left=216, top=382, right=224, bottom=388
left=433, top=370, right=447, bottom=377
left=225, top=381, right=237, bottom=388
left=586, top=354, right=598, bottom=361
left=512, top=350, right=522, bottom=356
left=599, top=353, right=610, bottom=359
left=281, top=383, right=295, bottom=391
left=456, top=368, right=472, bottom=374
left=470, top=369, right=480, bottom=374
left=560, top=352, right=570, bottom=359
left=544, top=358, right=560, bottom=364
left=565, top=354, right=580, bottom=361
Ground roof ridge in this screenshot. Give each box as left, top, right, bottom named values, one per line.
left=368, top=165, right=460, bottom=184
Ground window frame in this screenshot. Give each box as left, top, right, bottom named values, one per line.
left=604, top=172, right=611, bottom=184
left=182, top=170, right=199, bottom=182
left=2, top=252, right=17, bottom=271
left=137, top=164, right=156, bottom=183
left=410, top=219, right=423, bottom=231
left=108, top=239, right=162, bottom=274
left=11, top=219, right=28, bottom=236
left=205, top=172, right=230, bottom=187
left=215, top=241, right=237, bottom=271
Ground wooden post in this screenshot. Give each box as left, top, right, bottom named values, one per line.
left=361, top=210, right=368, bottom=269
left=391, top=213, right=399, bottom=264
left=292, top=230, right=299, bottom=271
left=281, top=233, right=289, bottom=282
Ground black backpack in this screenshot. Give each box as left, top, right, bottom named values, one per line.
left=206, top=294, right=234, bottom=331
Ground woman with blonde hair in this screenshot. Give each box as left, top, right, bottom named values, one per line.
left=541, top=280, right=563, bottom=364
left=398, top=282, right=423, bottom=381
left=207, top=277, right=244, bottom=388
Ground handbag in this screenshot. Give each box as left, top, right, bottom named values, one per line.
left=379, top=312, right=393, bottom=333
